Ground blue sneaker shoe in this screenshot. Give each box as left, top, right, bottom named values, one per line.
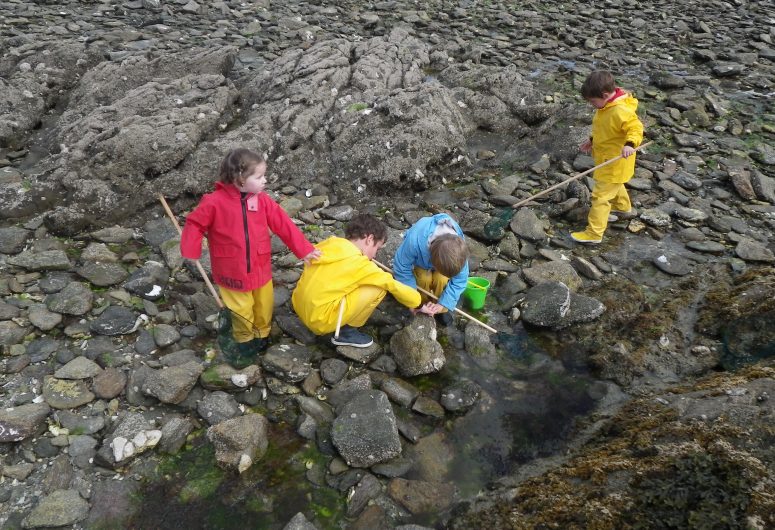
left=331, top=326, right=374, bottom=348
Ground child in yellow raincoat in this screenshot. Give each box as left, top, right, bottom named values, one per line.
left=292, top=214, right=422, bottom=348
left=571, top=70, right=644, bottom=244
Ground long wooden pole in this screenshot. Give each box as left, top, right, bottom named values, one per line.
left=158, top=194, right=224, bottom=309
left=373, top=260, right=498, bottom=334
left=509, top=141, right=653, bottom=209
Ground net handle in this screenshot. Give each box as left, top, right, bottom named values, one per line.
left=158, top=194, right=224, bottom=309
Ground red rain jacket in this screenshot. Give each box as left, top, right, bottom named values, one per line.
left=180, top=182, right=314, bottom=292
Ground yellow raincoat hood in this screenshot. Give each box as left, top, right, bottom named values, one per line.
left=591, top=92, right=644, bottom=183
left=292, top=236, right=422, bottom=334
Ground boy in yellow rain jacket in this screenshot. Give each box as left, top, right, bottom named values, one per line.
left=292, top=214, right=422, bottom=348
left=571, top=70, right=644, bottom=244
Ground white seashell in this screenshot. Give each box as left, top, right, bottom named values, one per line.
left=133, top=432, right=147, bottom=448
left=111, top=436, right=127, bottom=462
left=123, top=441, right=135, bottom=460
left=145, top=430, right=162, bottom=447
left=238, top=454, right=253, bottom=473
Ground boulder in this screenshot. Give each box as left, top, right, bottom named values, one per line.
left=389, top=315, right=445, bottom=376
left=207, top=413, right=269, bottom=473
left=331, top=390, right=401, bottom=468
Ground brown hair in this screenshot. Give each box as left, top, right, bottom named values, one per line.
left=218, top=148, right=265, bottom=185
left=581, top=70, right=616, bottom=99
left=430, top=234, right=468, bottom=278
left=344, top=214, right=388, bottom=243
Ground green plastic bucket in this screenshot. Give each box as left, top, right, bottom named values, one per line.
left=464, top=276, right=490, bottom=310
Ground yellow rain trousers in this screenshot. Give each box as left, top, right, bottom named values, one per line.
left=219, top=281, right=274, bottom=342
left=585, top=92, right=644, bottom=237
left=292, top=237, right=422, bottom=335
left=587, top=182, right=633, bottom=238
left=413, top=267, right=450, bottom=314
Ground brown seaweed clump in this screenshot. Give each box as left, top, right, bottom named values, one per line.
left=447, top=362, right=775, bottom=530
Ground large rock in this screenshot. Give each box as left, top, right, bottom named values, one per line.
left=199, top=364, right=262, bottom=392
left=521, top=282, right=571, bottom=328
left=236, top=27, right=541, bottom=195
left=389, top=315, right=445, bottom=376
left=521, top=282, right=605, bottom=330
left=509, top=208, right=547, bottom=241
left=0, top=403, right=51, bottom=442
left=0, top=320, right=31, bottom=346
left=45, top=281, right=94, bottom=316
left=94, top=412, right=161, bottom=468
left=142, top=361, right=205, bottom=404
left=89, top=305, right=140, bottom=336
left=6, top=250, right=71, bottom=271
left=84, top=479, right=141, bottom=529
left=522, top=260, right=581, bottom=291
left=41, top=48, right=239, bottom=235
left=207, top=413, right=269, bottom=473
left=735, top=239, right=775, bottom=263
left=330, top=390, right=401, bottom=468
left=387, top=478, right=458, bottom=515
left=197, top=391, right=241, bottom=426
left=0, top=226, right=31, bottom=254
left=42, top=376, right=95, bottom=409
left=21, top=489, right=89, bottom=528
left=261, top=343, right=318, bottom=383
left=54, top=356, right=102, bottom=379
left=123, top=261, right=170, bottom=301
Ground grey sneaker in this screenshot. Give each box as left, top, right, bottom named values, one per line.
left=331, top=326, right=374, bottom=348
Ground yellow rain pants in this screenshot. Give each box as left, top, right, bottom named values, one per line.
left=219, top=281, right=274, bottom=342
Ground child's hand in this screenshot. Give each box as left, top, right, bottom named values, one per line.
left=418, top=302, right=444, bottom=315
left=621, top=145, right=636, bottom=158
left=579, top=139, right=592, bottom=154
left=302, top=249, right=322, bottom=264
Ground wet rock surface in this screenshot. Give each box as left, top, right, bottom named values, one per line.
left=1, top=0, right=774, bottom=528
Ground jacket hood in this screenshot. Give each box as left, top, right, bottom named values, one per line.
left=313, top=237, right=363, bottom=264
left=605, top=91, right=638, bottom=113
left=214, top=181, right=239, bottom=195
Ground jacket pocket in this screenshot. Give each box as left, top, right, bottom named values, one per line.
left=253, top=237, right=272, bottom=257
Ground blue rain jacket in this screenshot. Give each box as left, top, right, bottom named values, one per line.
left=393, top=214, right=469, bottom=311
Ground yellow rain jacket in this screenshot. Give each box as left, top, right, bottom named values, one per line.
left=291, top=236, right=422, bottom=334
left=591, top=91, right=644, bottom=183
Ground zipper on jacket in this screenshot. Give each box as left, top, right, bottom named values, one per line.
left=240, top=194, right=251, bottom=273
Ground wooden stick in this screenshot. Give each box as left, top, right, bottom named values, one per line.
left=373, top=260, right=498, bottom=334
left=509, top=141, right=653, bottom=209
left=158, top=194, right=224, bottom=309
left=334, top=298, right=346, bottom=339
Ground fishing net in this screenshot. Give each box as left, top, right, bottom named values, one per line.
left=483, top=207, right=514, bottom=239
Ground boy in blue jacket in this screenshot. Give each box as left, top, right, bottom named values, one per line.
left=393, top=214, right=469, bottom=326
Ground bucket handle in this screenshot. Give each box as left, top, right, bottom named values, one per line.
left=466, top=279, right=487, bottom=291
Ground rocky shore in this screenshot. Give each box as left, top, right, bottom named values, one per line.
left=1, top=0, right=774, bottom=529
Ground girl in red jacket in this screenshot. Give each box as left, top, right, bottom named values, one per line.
left=181, top=148, right=321, bottom=364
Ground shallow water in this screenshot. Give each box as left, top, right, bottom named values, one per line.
left=130, top=320, right=600, bottom=529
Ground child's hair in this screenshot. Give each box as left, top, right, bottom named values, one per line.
left=218, top=148, right=265, bottom=184
left=344, top=214, right=388, bottom=243
left=430, top=234, right=468, bottom=278
left=581, top=70, right=617, bottom=99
